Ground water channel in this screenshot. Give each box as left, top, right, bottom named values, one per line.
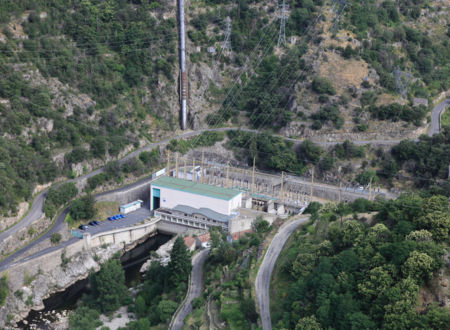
left=19, top=233, right=171, bottom=329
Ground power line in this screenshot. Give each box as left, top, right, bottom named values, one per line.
left=222, top=16, right=232, bottom=53
left=277, top=0, right=289, bottom=47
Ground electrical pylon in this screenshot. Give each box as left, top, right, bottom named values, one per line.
left=222, top=16, right=232, bottom=52
left=394, top=66, right=414, bottom=99
left=277, top=0, right=289, bottom=47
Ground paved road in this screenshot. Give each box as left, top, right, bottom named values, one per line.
left=0, top=125, right=407, bottom=272
left=256, top=216, right=310, bottom=330
left=0, top=127, right=397, bottom=250
left=429, top=98, right=449, bottom=136
left=171, top=248, right=210, bottom=330
left=0, top=179, right=155, bottom=272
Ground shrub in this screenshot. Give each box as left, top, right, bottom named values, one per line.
left=51, top=233, right=62, bottom=244
left=0, top=275, right=8, bottom=306
left=312, top=77, right=336, bottom=95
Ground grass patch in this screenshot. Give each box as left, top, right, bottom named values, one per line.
left=94, top=201, right=119, bottom=221
left=441, top=107, right=449, bottom=128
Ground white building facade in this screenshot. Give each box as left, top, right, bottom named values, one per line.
left=150, top=176, right=242, bottom=215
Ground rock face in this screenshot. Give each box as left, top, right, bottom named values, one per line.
left=140, top=236, right=177, bottom=273
left=0, top=241, right=123, bottom=328
left=0, top=214, right=52, bottom=258
left=0, top=202, right=28, bottom=232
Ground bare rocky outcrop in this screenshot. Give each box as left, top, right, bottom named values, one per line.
left=0, top=241, right=123, bottom=328
left=0, top=214, right=52, bottom=258
left=0, top=202, right=28, bottom=232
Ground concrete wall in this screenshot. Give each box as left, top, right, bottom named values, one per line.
left=229, top=212, right=277, bottom=234
left=96, top=179, right=151, bottom=205
left=88, top=221, right=158, bottom=249
left=151, top=184, right=241, bottom=215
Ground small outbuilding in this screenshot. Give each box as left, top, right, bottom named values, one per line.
left=119, top=200, right=143, bottom=214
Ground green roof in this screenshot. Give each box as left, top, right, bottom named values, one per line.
left=151, top=176, right=242, bottom=201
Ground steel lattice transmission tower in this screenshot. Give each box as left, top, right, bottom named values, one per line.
left=277, top=0, right=289, bottom=47
left=222, top=16, right=232, bottom=52
left=331, top=0, right=347, bottom=32
left=394, top=66, right=414, bottom=99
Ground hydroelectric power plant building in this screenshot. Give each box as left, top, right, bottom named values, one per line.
left=150, top=176, right=242, bottom=231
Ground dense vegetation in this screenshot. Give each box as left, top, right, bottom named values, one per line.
left=378, top=131, right=450, bottom=195
left=70, top=236, right=192, bottom=329
left=184, top=220, right=272, bottom=328
left=69, top=256, right=130, bottom=329
left=166, top=131, right=225, bottom=154
left=127, top=236, right=192, bottom=327
left=346, top=0, right=449, bottom=96
left=272, top=194, right=449, bottom=329
left=0, top=0, right=176, bottom=215
left=44, top=182, right=78, bottom=218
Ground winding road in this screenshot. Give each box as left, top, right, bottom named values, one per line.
left=429, top=98, right=449, bottom=136
left=171, top=248, right=210, bottom=330
left=0, top=127, right=400, bottom=258
left=255, top=216, right=310, bottom=330
left=1, top=96, right=447, bottom=271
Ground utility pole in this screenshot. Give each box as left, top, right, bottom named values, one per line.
left=175, top=153, right=179, bottom=179
left=166, top=149, right=171, bottom=176
left=310, top=168, right=314, bottom=202
left=279, top=171, right=284, bottom=201
left=251, top=157, right=256, bottom=194
left=394, top=66, right=413, bottom=99
left=192, top=158, right=195, bottom=182
left=277, top=0, right=288, bottom=47
left=226, top=162, right=230, bottom=188
left=222, top=16, right=232, bottom=52
left=368, top=176, right=373, bottom=201
left=339, top=181, right=342, bottom=203
left=183, top=159, right=187, bottom=180
left=201, top=151, right=205, bottom=184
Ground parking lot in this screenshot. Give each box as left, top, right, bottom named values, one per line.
left=73, top=206, right=153, bottom=237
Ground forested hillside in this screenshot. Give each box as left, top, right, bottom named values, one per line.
left=0, top=0, right=448, bottom=216
left=272, top=195, right=450, bottom=329
left=0, top=0, right=179, bottom=215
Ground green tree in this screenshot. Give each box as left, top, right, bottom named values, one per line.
left=70, top=194, right=95, bottom=220
left=90, top=258, right=128, bottom=313
left=402, top=251, right=434, bottom=281
left=168, top=236, right=192, bottom=285
left=406, top=230, right=432, bottom=242
left=135, top=295, right=147, bottom=318
left=298, top=140, right=323, bottom=165
left=91, top=136, right=107, bottom=159
left=157, top=299, right=178, bottom=323
left=69, top=306, right=102, bottom=330
left=128, top=318, right=151, bottom=330
left=312, top=77, right=336, bottom=95
left=252, top=216, right=270, bottom=233
left=414, top=211, right=450, bottom=241
left=295, top=315, right=322, bottom=330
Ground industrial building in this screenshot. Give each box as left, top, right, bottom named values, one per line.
left=150, top=176, right=242, bottom=231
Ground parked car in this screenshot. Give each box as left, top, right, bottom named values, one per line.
left=119, top=214, right=125, bottom=219
left=108, top=217, right=114, bottom=221
left=78, top=224, right=88, bottom=230
left=89, top=221, right=99, bottom=226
